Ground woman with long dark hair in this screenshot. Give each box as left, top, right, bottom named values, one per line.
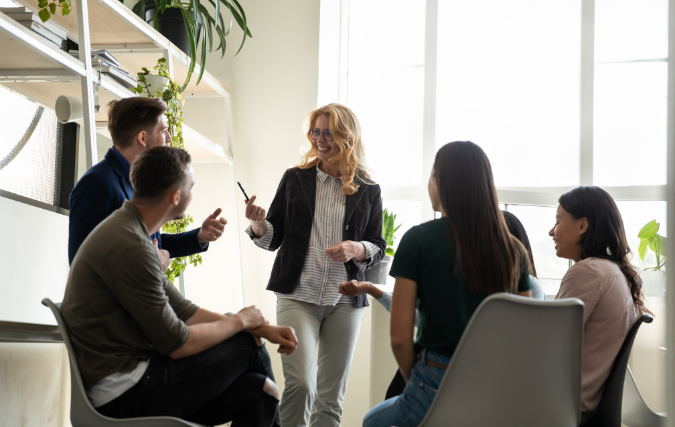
left=362, top=141, right=532, bottom=427
left=551, top=186, right=645, bottom=421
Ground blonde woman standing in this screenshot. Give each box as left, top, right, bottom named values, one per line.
left=244, top=103, right=386, bottom=426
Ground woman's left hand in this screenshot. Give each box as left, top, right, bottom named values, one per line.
left=324, top=241, right=366, bottom=262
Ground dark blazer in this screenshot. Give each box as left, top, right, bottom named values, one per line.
left=68, top=148, right=206, bottom=264
left=263, top=167, right=386, bottom=308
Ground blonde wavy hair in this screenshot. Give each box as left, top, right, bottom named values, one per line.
left=297, top=103, right=372, bottom=195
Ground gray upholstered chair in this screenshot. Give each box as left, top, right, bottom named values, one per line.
left=417, top=293, right=584, bottom=427
left=42, top=298, right=204, bottom=427
left=622, top=365, right=666, bottom=427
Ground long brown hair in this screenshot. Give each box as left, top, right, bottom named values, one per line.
left=435, top=141, right=527, bottom=294
left=296, top=103, right=371, bottom=195
left=559, top=186, right=649, bottom=313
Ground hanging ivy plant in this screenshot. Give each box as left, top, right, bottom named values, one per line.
left=37, top=0, right=71, bottom=23
left=132, top=57, right=203, bottom=283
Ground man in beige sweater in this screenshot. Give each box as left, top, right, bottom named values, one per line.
left=62, top=147, right=297, bottom=426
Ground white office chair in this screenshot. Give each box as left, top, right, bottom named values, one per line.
left=622, top=365, right=667, bottom=427
left=417, top=293, right=584, bottom=427
left=42, top=298, right=205, bottom=427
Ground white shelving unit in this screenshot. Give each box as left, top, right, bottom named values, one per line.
left=0, top=0, right=243, bottom=303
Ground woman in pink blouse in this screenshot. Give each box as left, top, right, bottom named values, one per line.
left=550, top=186, right=649, bottom=421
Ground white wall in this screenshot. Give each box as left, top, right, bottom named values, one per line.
left=185, top=162, right=244, bottom=313
left=0, top=197, right=70, bottom=324
left=0, top=196, right=72, bottom=427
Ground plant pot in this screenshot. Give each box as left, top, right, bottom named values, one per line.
left=364, top=255, right=393, bottom=285
left=142, top=75, right=170, bottom=96
left=639, top=269, right=666, bottom=298
left=145, top=7, right=202, bottom=58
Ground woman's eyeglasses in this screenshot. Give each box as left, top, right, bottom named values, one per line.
left=310, top=128, right=333, bottom=141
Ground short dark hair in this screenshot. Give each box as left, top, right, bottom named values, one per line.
left=107, top=98, right=167, bottom=149
left=130, top=147, right=191, bottom=201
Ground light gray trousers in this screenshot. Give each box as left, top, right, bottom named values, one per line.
left=276, top=298, right=364, bottom=427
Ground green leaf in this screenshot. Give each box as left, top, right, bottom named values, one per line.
left=38, top=0, right=48, bottom=8
left=385, top=247, right=396, bottom=257
left=638, top=238, right=649, bottom=262
left=654, top=235, right=667, bottom=257
left=228, top=0, right=250, bottom=55
left=178, top=6, right=197, bottom=90
left=49, top=3, right=56, bottom=14
left=38, top=8, right=51, bottom=22
left=638, top=220, right=659, bottom=239
left=159, top=0, right=167, bottom=14
left=659, top=235, right=667, bottom=257
left=214, top=0, right=219, bottom=28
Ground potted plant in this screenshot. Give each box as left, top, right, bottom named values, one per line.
left=133, top=57, right=203, bottom=282
left=638, top=219, right=667, bottom=297
left=364, top=206, right=402, bottom=285
left=131, top=0, right=252, bottom=89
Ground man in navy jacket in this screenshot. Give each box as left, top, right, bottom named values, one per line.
left=68, top=97, right=226, bottom=266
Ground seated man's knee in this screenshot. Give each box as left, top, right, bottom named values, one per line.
left=263, top=377, right=280, bottom=401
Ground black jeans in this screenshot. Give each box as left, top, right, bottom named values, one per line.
left=97, top=332, right=280, bottom=427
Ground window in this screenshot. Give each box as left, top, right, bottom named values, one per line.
left=436, top=0, right=581, bottom=187
left=345, top=0, right=426, bottom=188
left=593, top=0, right=668, bottom=186
left=318, top=0, right=668, bottom=278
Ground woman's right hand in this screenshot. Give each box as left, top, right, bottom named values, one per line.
left=245, top=195, right=268, bottom=237
left=236, top=305, right=267, bottom=331
left=339, top=280, right=383, bottom=299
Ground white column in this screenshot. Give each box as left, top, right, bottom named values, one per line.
left=579, top=0, right=595, bottom=186
left=76, top=0, right=97, bottom=169
left=665, top=1, right=675, bottom=425
left=421, top=0, right=439, bottom=222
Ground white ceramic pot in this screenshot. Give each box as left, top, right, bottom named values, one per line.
left=143, top=75, right=170, bottom=96
left=639, top=269, right=666, bottom=298
left=364, top=254, right=393, bottom=285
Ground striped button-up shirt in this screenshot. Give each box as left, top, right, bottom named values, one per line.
left=247, top=166, right=379, bottom=306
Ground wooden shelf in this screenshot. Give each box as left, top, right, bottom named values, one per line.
left=0, top=2, right=232, bottom=162
left=0, top=12, right=86, bottom=75
left=14, top=0, right=229, bottom=96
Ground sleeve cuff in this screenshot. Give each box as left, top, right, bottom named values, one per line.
left=375, top=291, right=392, bottom=313
left=245, top=221, right=274, bottom=250
left=353, top=241, right=380, bottom=272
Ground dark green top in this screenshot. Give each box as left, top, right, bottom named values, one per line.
left=389, top=218, right=532, bottom=358
left=62, top=201, right=199, bottom=388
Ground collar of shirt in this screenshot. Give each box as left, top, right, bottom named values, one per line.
left=111, top=146, right=132, bottom=179
left=316, top=164, right=344, bottom=183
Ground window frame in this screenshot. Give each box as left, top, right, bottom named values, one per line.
left=321, top=0, right=668, bottom=222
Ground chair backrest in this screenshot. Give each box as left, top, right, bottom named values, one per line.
left=42, top=298, right=203, bottom=427
left=582, top=314, right=654, bottom=427
left=622, top=366, right=666, bottom=427
left=418, top=293, right=585, bottom=427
